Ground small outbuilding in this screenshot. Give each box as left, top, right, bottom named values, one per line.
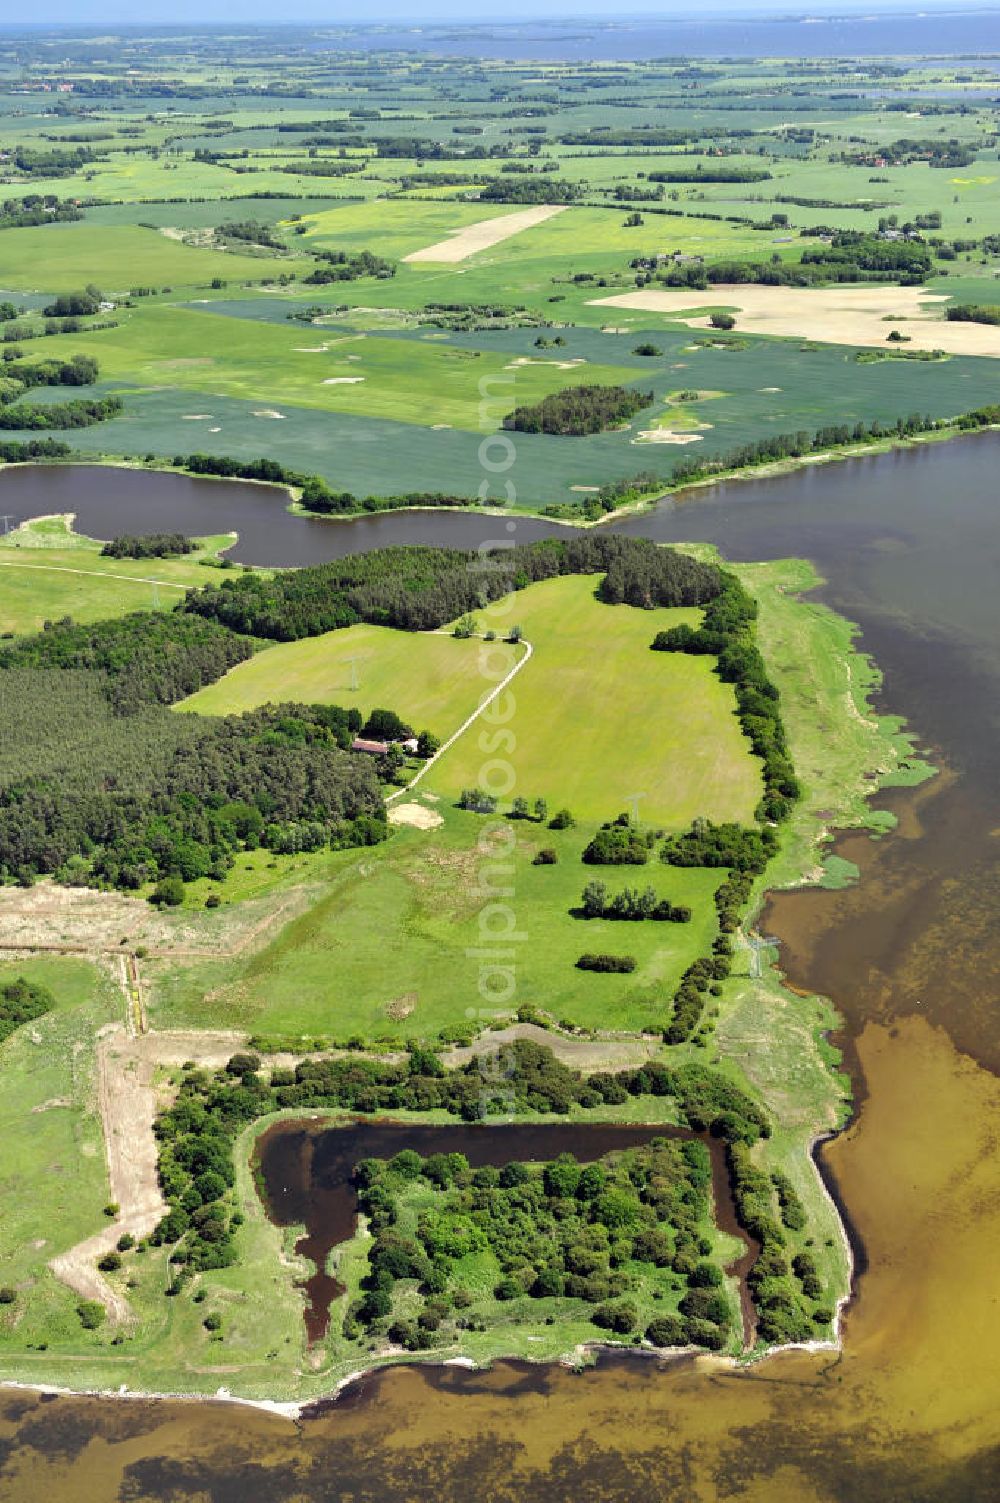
left=351, top=737, right=390, bottom=756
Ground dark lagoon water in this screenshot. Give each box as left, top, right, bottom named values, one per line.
left=1, top=435, right=999, bottom=1499
left=255, top=1119, right=756, bottom=1344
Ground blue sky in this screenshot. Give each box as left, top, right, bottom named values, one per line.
left=8, top=1, right=980, bottom=23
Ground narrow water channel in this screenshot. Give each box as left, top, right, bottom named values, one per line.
left=254, top=1119, right=758, bottom=1345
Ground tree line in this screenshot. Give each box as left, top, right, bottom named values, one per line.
left=181, top=535, right=723, bottom=642
left=653, top=571, right=799, bottom=823
left=666, top=410, right=944, bottom=489
left=579, top=880, right=692, bottom=923
left=100, top=532, right=195, bottom=559
left=0, top=395, right=122, bottom=430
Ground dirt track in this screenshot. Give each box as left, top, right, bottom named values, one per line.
left=48, top=1026, right=248, bottom=1322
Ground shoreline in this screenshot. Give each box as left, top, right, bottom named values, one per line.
left=0, top=522, right=923, bottom=1409
left=0, top=1317, right=845, bottom=1420
left=1, top=420, right=997, bottom=542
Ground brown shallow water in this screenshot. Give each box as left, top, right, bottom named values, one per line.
left=2, top=440, right=999, bottom=1499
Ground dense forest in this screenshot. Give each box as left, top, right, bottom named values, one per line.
left=182, top=535, right=722, bottom=641
left=350, top=1138, right=732, bottom=1351
left=0, top=609, right=386, bottom=886
left=503, top=383, right=653, bottom=436
left=0, top=681, right=384, bottom=887
left=0, top=976, right=54, bottom=1045
left=0, top=611, right=258, bottom=714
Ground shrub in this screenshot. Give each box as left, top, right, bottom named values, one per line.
left=0, top=1286, right=16, bottom=1304
left=149, top=876, right=184, bottom=908
left=709, top=312, right=736, bottom=331
left=533, top=848, right=558, bottom=865
left=97, top=1251, right=122, bottom=1272
left=203, top=1311, right=222, bottom=1331
left=549, top=808, right=575, bottom=829
left=645, top=1314, right=687, bottom=1347
left=576, top=953, right=637, bottom=973
left=77, top=1300, right=106, bottom=1329
left=458, top=788, right=497, bottom=814
left=592, top=1300, right=638, bottom=1333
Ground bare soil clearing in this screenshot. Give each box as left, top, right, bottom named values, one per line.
left=403, top=205, right=567, bottom=263
left=387, top=802, right=444, bottom=830
left=0, top=879, right=319, bottom=965
left=591, top=284, right=1000, bottom=357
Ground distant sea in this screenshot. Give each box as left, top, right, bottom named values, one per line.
left=323, top=12, right=1000, bottom=60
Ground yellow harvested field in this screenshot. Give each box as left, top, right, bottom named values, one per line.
left=403, top=204, right=567, bottom=263
left=589, top=284, right=1000, bottom=357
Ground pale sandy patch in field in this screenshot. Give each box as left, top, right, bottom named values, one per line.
left=403, top=204, right=567, bottom=263
left=253, top=409, right=286, bottom=418
left=633, top=430, right=704, bottom=445
left=388, top=802, right=444, bottom=830
left=590, top=284, right=1000, bottom=356
left=322, top=376, right=365, bottom=384
left=504, top=356, right=586, bottom=371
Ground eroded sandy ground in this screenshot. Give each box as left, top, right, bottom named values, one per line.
left=403, top=205, right=567, bottom=263
left=48, top=1020, right=658, bottom=1320
left=0, top=880, right=319, bottom=962
left=590, top=283, right=1000, bottom=357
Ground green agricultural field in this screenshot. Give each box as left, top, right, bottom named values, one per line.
left=425, top=574, right=761, bottom=825
left=182, top=573, right=761, bottom=826
left=298, top=198, right=529, bottom=259
left=0, top=515, right=237, bottom=634
left=35, top=303, right=641, bottom=429
left=0, top=223, right=310, bottom=293
left=181, top=622, right=518, bottom=738
left=152, top=806, right=724, bottom=1039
